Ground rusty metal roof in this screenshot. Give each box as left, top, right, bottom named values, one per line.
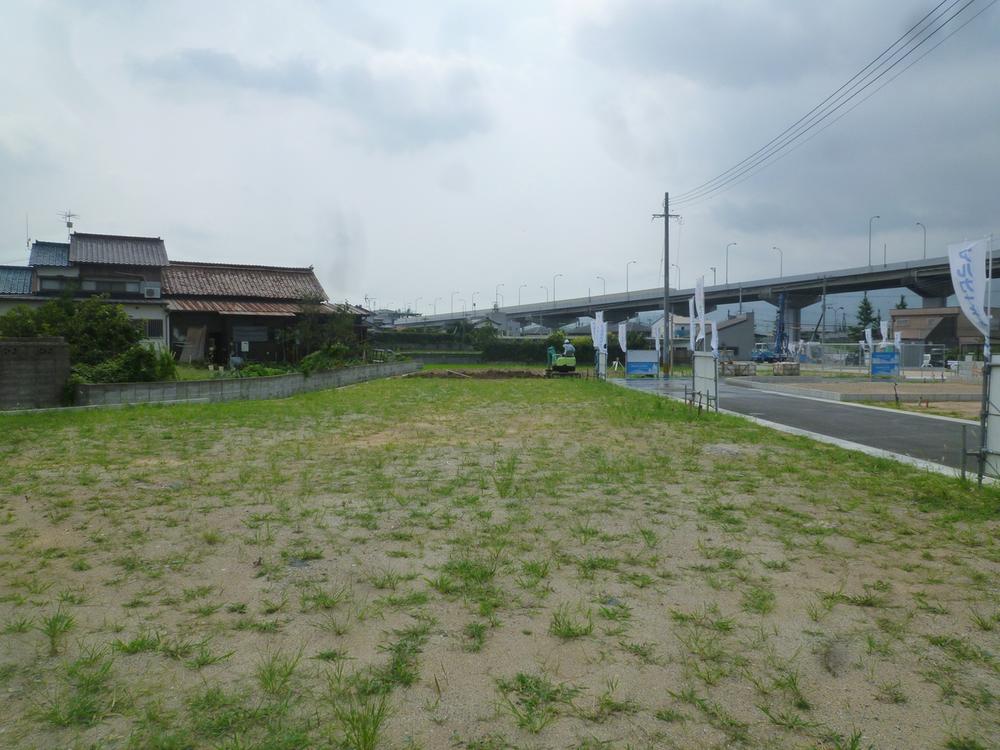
left=28, top=241, right=70, bottom=267
left=163, top=261, right=327, bottom=300
left=165, top=299, right=310, bottom=316
left=70, top=233, right=168, bottom=266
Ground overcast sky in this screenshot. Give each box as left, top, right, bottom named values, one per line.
left=1, top=0, right=997, bottom=312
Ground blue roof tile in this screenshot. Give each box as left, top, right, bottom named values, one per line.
left=28, top=241, right=70, bottom=267
left=0, top=266, right=33, bottom=295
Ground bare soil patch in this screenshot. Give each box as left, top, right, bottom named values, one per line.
left=0, top=378, right=996, bottom=749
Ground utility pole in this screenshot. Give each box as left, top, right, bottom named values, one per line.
left=652, top=192, right=680, bottom=376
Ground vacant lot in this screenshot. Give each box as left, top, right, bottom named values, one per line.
left=0, top=377, right=997, bottom=749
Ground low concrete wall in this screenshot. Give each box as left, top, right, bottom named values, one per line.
left=73, top=361, right=420, bottom=407
left=0, top=337, right=70, bottom=409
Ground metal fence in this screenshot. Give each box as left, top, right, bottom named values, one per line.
left=790, top=342, right=982, bottom=381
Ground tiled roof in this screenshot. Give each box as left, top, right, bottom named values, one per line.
left=28, top=241, right=70, bottom=267
left=70, top=233, right=168, bottom=266
left=162, top=261, right=327, bottom=300
left=0, top=266, right=33, bottom=295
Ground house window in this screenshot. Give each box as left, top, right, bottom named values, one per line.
left=81, top=279, right=141, bottom=294
left=39, top=278, right=66, bottom=291
left=144, top=319, right=164, bottom=338
left=132, top=319, right=164, bottom=338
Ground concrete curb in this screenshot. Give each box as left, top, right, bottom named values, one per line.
left=726, top=377, right=980, bottom=403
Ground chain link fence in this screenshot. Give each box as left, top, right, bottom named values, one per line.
left=789, top=342, right=982, bottom=381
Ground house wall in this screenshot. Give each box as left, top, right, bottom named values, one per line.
left=718, top=313, right=756, bottom=358
left=73, top=361, right=420, bottom=407
left=0, top=337, right=70, bottom=409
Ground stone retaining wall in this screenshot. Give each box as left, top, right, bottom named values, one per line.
left=73, top=361, right=420, bottom=407
left=0, top=337, right=70, bottom=409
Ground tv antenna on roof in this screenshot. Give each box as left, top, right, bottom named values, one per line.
left=59, top=210, right=79, bottom=240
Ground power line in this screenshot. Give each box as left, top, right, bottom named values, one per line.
left=674, top=0, right=997, bottom=210
left=672, top=0, right=993, bottom=207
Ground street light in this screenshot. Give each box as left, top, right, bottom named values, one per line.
left=433, top=297, right=442, bottom=315
left=471, top=291, right=479, bottom=311
left=726, top=243, right=737, bottom=284
left=494, top=283, right=503, bottom=307
left=414, top=296, right=422, bottom=314
left=625, top=260, right=637, bottom=298
left=540, top=285, right=548, bottom=302
left=916, top=221, right=927, bottom=260
left=518, top=283, right=527, bottom=305
left=671, top=263, right=680, bottom=289
left=451, top=291, right=459, bottom=314
left=868, top=215, right=880, bottom=266
left=596, top=275, right=606, bottom=296
left=709, top=267, right=717, bottom=285
left=771, top=246, right=783, bottom=278
left=552, top=274, right=562, bottom=302
left=458, top=298, right=466, bottom=314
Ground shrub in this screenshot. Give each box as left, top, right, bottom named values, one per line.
left=73, top=345, right=177, bottom=384
left=299, top=343, right=352, bottom=376
left=0, top=295, right=141, bottom=365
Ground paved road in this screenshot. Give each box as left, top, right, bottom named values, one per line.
left=618, top=377, right=979, bottom=471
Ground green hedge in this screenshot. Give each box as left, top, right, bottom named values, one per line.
left=480, top=336, right=596, bottom=364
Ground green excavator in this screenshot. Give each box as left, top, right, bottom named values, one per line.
left=545, top=341, right=578, bottom=378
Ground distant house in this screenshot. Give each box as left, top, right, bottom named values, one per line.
left=1, top=232, right=367, bottom=364
left=163, top=261, right=332, bottom=363
left=890, top=306, right=994, bottom=350
left=0, top=234, right=170, bottom=344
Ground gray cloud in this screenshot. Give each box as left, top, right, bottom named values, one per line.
left=132, top=49, right=322, bottom=95
left=131, top=48, right=490, bottom=150
left=576, top=1, right=841, bottom=88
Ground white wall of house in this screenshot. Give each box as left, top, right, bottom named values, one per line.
left=121, top=302, right=170, bottom=348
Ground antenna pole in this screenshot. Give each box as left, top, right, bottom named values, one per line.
left=60, top=210, right=79, bottom=241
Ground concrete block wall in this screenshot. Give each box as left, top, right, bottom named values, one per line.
left=73, top=361, right=419, bottom=407
left=0, top=337, right=70, bottom=409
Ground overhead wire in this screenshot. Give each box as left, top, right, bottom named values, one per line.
left=673, top=0, right=954, bottom=203
left=670, top=0, right=993, bottom=208
left=673, top=0, right=998, bottom=210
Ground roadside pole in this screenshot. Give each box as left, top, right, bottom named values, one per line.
left=653, top=192, right=679, bottom=377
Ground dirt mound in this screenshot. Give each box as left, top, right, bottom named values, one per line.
left=408, top=369, right=544, bottom=379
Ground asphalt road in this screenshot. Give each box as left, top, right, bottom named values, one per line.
left=619, top=377, right=979, bottom=471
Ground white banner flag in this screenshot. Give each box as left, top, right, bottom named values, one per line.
left=618, top=321, right=627, bottom=353
left=879, top=320, right=888, bottom=345
left=949, top=238, right=991, bottom=340
left=695, top=276, right=706, bottom=344
left=595, top=311, right=607, bottom=353
left=893, top=330, right=901, bottom=350
left=709, top=319, right=719, bottom=357
left=864, top=326, right=873, bottom=349
left=688, top=298, right=696, bottom=350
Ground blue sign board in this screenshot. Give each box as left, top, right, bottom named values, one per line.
left=626, top=350, right=659, bottom=377
left=870, top=350, right=899, bottom=377
left=626, top=361, right=658, bottom=376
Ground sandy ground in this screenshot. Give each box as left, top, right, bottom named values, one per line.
left=0, top=378, right=997, bottom=749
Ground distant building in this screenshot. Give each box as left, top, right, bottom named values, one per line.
left=0, top=232, right=367, bottom=364
left=890, top=306, right=993, bottom=351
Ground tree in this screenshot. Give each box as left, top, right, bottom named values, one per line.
left=895, top=294, right=908, bottom=310
left=285, top=298, right=359, bottom=362
left=66, top=296, right=143, bottom=365
left=0, top=295, right=140, bottom=364
left=848, top=294, right=880, bottom=341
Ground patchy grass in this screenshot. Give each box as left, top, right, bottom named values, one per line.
left=0, top=375, right=997, bottom=748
